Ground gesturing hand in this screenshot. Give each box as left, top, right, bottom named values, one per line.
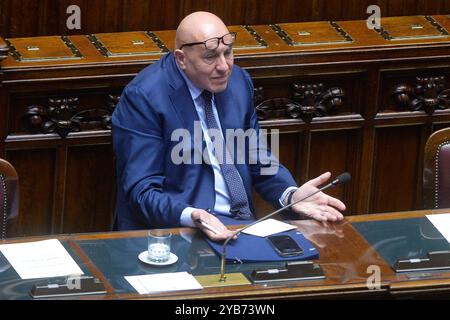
left=291, top=172, right=346, bottom=222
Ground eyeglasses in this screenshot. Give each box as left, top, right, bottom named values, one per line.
left=179, top=32, right=237, bottom=50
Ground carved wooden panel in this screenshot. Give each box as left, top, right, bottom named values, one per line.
left=392, top=76, right=450, bottom=115
left=379, top=68, right=450, bottom=113
left=256, top=83, right=345, bottom=123
left=10, top=91, right=121, bottom=136
left=252, top=71, right=366, bottom=121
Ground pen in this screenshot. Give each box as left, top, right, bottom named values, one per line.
left=195, top=219, right=221, bottom=235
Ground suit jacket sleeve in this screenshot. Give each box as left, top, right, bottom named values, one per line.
left=112, top=85, right=189, bottom=228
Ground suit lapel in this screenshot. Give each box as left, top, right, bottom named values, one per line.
left=165, top=54, right=200, bottom=133
left=166, top=53, right=206, bottom=160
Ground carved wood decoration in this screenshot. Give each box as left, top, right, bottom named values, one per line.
left=255, top=83, right=344, bottom=123
left=23, top=94, right=119, bottom=138
left=393, top=76, right=450, bottom=115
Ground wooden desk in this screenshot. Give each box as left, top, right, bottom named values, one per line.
left=1, top=209, right=450, bottom=299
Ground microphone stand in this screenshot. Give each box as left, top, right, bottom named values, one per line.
left=219, top=173, right=348, bottom=282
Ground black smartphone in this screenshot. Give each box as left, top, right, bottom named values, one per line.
left=267, top=234, right=303, bottom=257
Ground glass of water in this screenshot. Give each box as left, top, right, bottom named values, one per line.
left=148, top=230, right=171, bottom=263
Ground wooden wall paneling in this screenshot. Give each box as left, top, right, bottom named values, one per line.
left=432, top=123, right=450, bottom=132
left=3, top=0, right=450, bottom=38
left=371, top=125, right=423, bottom=214
left=0, top=0, right=7, bottom=38
left=387, top=0, right=417, bottom=17
left=6, top=149, right=56, bottom=236
left=298, top=128, right=312, bottom=184
left=308, top=129, right=361, bottom=216
left=265, top=0, right=313, bottom=23
left=122, top=0, right=159, bottom=32
left=252, top=130, right=304, bottom=218
left=63, top=144, right=115, bottom=233
left=52, top=144, right=68, bottom=234
left=0, top=88, right=7, bottom=156
left=356, top=125, right=376, bottom=214
left=243, top=0, right=279, bottom=25
left=354, top=65, right=380, bottom=214
left=0, top=36, right=8, bottom=157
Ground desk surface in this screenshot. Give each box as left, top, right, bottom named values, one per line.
left=1, top=209, right=450, bottom=300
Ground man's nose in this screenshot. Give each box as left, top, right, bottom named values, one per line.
left=215, top=54, right=229, bottom=72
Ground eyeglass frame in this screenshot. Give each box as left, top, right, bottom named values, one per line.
left=179, top=32, right=237, bottom=50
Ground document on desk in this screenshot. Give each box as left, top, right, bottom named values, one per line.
left=125, top=272, right=203, bottom=294
left=426, top=213, right=450, bottom=243
left=242, top=218, right=297, bottom=237
left=0, top=239, right=84, bottom=279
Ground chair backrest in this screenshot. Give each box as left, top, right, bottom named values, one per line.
left=423, top=128, right=450, bottom=209
left=0, top=158, right=19, bottom=239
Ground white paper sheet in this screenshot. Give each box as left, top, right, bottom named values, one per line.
left=241, top=218, right=297, bottom=237
left=125, top=272, right=203, bottom=294
left=0, top=239, right=84, bottom=279
left=426, top=213, right=450, bottom=243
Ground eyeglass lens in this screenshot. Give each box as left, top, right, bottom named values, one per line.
left=204, top=33, right=235, bottom=50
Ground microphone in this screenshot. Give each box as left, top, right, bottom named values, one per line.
left=218, top=172, right=351, bottom=282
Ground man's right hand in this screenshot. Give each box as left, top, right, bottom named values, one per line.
left=191, top=209, right=236, bottom=242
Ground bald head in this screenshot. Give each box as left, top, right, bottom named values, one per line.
left=174, top=11, right=234, bottom=93
left=175, top=12, right=229, bottom=49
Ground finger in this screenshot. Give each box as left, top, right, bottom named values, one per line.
left=306, top=172, right=331, bottom=188
left=320, top=207, right=344, bottom=221
left=204, top=229, right=230, bottom=242
left=202, top=224, right=235, bottom=241
left=205, top=221, right=237, bottom=241
left=326, top=195, right=346, bottom=211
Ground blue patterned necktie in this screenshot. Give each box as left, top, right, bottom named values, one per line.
left=200, top=90, right=253, bottom=220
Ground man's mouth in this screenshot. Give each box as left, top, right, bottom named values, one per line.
left=212, top=74, right=228, bottom=81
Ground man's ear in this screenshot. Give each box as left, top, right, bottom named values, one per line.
left=174, top=49, right=186, bottom=70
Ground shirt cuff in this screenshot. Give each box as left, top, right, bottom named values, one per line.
left=180, top=206, right=197, bottom=228
left=279, top=186, right=298, bottom=207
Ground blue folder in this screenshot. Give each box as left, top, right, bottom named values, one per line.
left=206, top=229, right=319, bottom=263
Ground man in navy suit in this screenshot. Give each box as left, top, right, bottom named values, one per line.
left=112, top=11, right=346, bottom=241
